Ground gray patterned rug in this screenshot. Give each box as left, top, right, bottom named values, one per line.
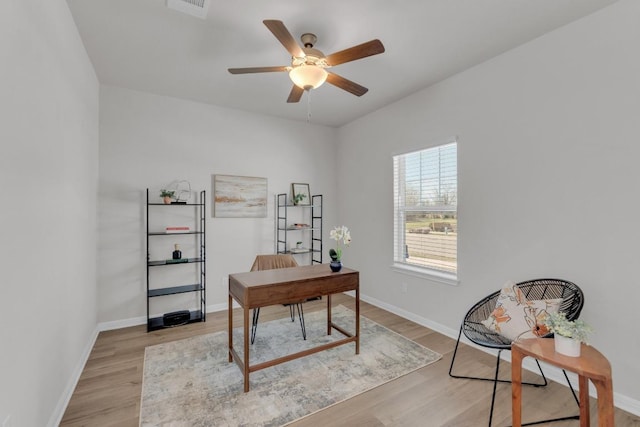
left=140, top=305, right=441, bottom=426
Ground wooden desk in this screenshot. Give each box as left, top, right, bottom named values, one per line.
left=228, top=264, right=360, bottom=392
left=512, top=338, right=614, bottom=427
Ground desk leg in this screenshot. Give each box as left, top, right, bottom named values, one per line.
left=228, top=294, right=233, bottom=363
left=594, top=377, right=615, bottom=427
left=511, top=349, right=524, bottom=427
left=327, top=294, right=332, bottom=335
left=243, top=306, right=250, bottom=392
left=579, top=375, right=590, bottom=427
left=355, top=285, right=360, bottom=355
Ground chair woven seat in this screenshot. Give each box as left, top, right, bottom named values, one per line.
left=449, top=278, right=584, bottom=427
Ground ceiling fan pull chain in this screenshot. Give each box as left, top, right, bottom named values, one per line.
left=307, top=90, right=312, bottom=123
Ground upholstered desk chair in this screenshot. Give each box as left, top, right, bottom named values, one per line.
left=249, top=254, right=306, bottom=344
left=448, top=278, right=584, bottom=427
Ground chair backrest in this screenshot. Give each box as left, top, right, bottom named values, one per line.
left=462, top=278, right=585, bottom=348
left=250, top=254, right=298, bottom=272
left=515, top=278, right=584, bottom=321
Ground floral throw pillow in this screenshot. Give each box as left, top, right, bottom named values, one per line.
left=481, top=282, right=563, bottom=342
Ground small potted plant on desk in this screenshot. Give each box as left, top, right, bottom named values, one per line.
left=160, top=189, right=175, bottom=204
left=328, top=225, right=351, bottom=272
left=543, top=312, right=593, bottom=357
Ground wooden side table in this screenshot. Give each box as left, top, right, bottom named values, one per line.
left=511, top=338, right=614, bottom=427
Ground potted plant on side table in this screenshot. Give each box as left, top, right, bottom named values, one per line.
left=543, top=312, right=593, bottom=357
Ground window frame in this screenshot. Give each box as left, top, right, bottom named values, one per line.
left=392, top=139, right=459, bottom=286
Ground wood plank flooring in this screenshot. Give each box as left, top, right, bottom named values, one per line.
left=60, top=294, right=640, bottom=426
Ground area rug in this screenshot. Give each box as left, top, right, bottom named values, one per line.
left=140, top=305, right=441, bottom=426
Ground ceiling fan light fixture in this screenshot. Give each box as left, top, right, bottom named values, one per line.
left=289, top=65, right=328, bottom=90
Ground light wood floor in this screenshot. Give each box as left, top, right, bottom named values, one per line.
left=61, top=294, right=640, bottom=426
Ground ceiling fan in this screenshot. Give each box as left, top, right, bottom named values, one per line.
left=228, top=20, right=385, bottom=103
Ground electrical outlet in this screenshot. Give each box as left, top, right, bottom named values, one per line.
left=401, top=283, right=408, bottom=293
left=2, top=414, right=13, bottom=427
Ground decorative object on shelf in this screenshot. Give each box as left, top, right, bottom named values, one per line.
left=172, top=244, right=182, bottom=260
left=165, top=226, right=190, bottom=234
left=212, top=174, right=268, bottom=218
left=542, top=311, right=593, bottom=357
left=160, top=189, right=175, bottom=204
left=289, top=223, right=310, bottom=229
left=291, top=183, right=311, bottom=206
left=172, top=180, right=192, bottom=204
left=329, top=225, right=351, bottom=272
left=296, top=241, right=303, bottom=249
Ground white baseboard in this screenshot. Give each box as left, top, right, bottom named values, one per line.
left=360, top=293, right=640, bottom=418
left=85, top=294, right=639, bottom=419
left=47, top=325, right=100, bottom=427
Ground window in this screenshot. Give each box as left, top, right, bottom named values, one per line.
left=393, top=141, right=457, bottom=279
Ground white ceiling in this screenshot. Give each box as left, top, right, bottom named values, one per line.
left=66, top=0, right=617, bottom=127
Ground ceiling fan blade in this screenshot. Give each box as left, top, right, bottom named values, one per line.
left=326, top=72, right=368, bottom=97
left=263, top=20, right=305, bottom=58
left=325, top=39, right=385, bottom=66
left=287, top=85, right=304, bottom=103
left=228, top=66, right=288, bottom=74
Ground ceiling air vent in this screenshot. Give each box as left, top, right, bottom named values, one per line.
left=166, top=0, right=210, bottom=19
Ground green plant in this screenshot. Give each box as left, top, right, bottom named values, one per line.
left=292, top=193, right=307, bottom=205
left=542, top=312, right=593, bottom=343
left=160, top=189, right=175, bottom=198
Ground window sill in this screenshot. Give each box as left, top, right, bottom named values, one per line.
left=390, top=263, right=459, bottom=286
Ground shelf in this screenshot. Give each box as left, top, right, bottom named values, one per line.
left=279, top=248, right=320, bottom=255
left=148, top=202, right=205, bottom=206
left=281, top=227, right=319, bottom=231
left=148, top=231, right=204, bottom=236
left=276, top=193, right=323, bottom=266
left=147, top=310, right=204, bottom=331
left=148, top=257, right=204, bottom=266
left=146, top=188, right=206, bottom=333
left=148, top=284, right=203, bottom=297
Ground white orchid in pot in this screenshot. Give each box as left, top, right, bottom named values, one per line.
left=328, top=225, right=351, bottom=272
left=542, top=312, right=593, bottom=357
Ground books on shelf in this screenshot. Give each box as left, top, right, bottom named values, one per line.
left=165, top=226, right=190, bottom=234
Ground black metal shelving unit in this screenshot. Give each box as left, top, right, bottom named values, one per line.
left=146, top=188, right=206, bottom=332
left=275, top=193, right=322, bottom=265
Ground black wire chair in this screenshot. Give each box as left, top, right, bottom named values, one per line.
left=448, top=278, right=585, bottom=427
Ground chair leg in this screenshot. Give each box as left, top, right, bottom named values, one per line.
left=449, top=326, right=548, bottom=388
left=488, top=349, right=502, bottom=427
left=448, top=324, right=465, bottom=378
left=296, top=303, right=306, bottom=340
left=250, top=307, right=260, bottom=344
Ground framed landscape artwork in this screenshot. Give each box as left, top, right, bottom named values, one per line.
left=212, top=175, right=268, bottom=218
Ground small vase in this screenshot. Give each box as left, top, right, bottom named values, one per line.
left=554, top=334, right=581, bottom=357
left=330, top=260, right=342, bottom=272
left=163, top=196, right=172, bottom=205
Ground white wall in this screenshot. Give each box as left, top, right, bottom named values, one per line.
left=0, top=0, right=99, bottom=426
left=338, top=0, right=640, bottom=410
left=98, top=86, right=338, bottom=324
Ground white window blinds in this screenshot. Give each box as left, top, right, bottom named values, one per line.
left=393, top=141, right=458, bottom=275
